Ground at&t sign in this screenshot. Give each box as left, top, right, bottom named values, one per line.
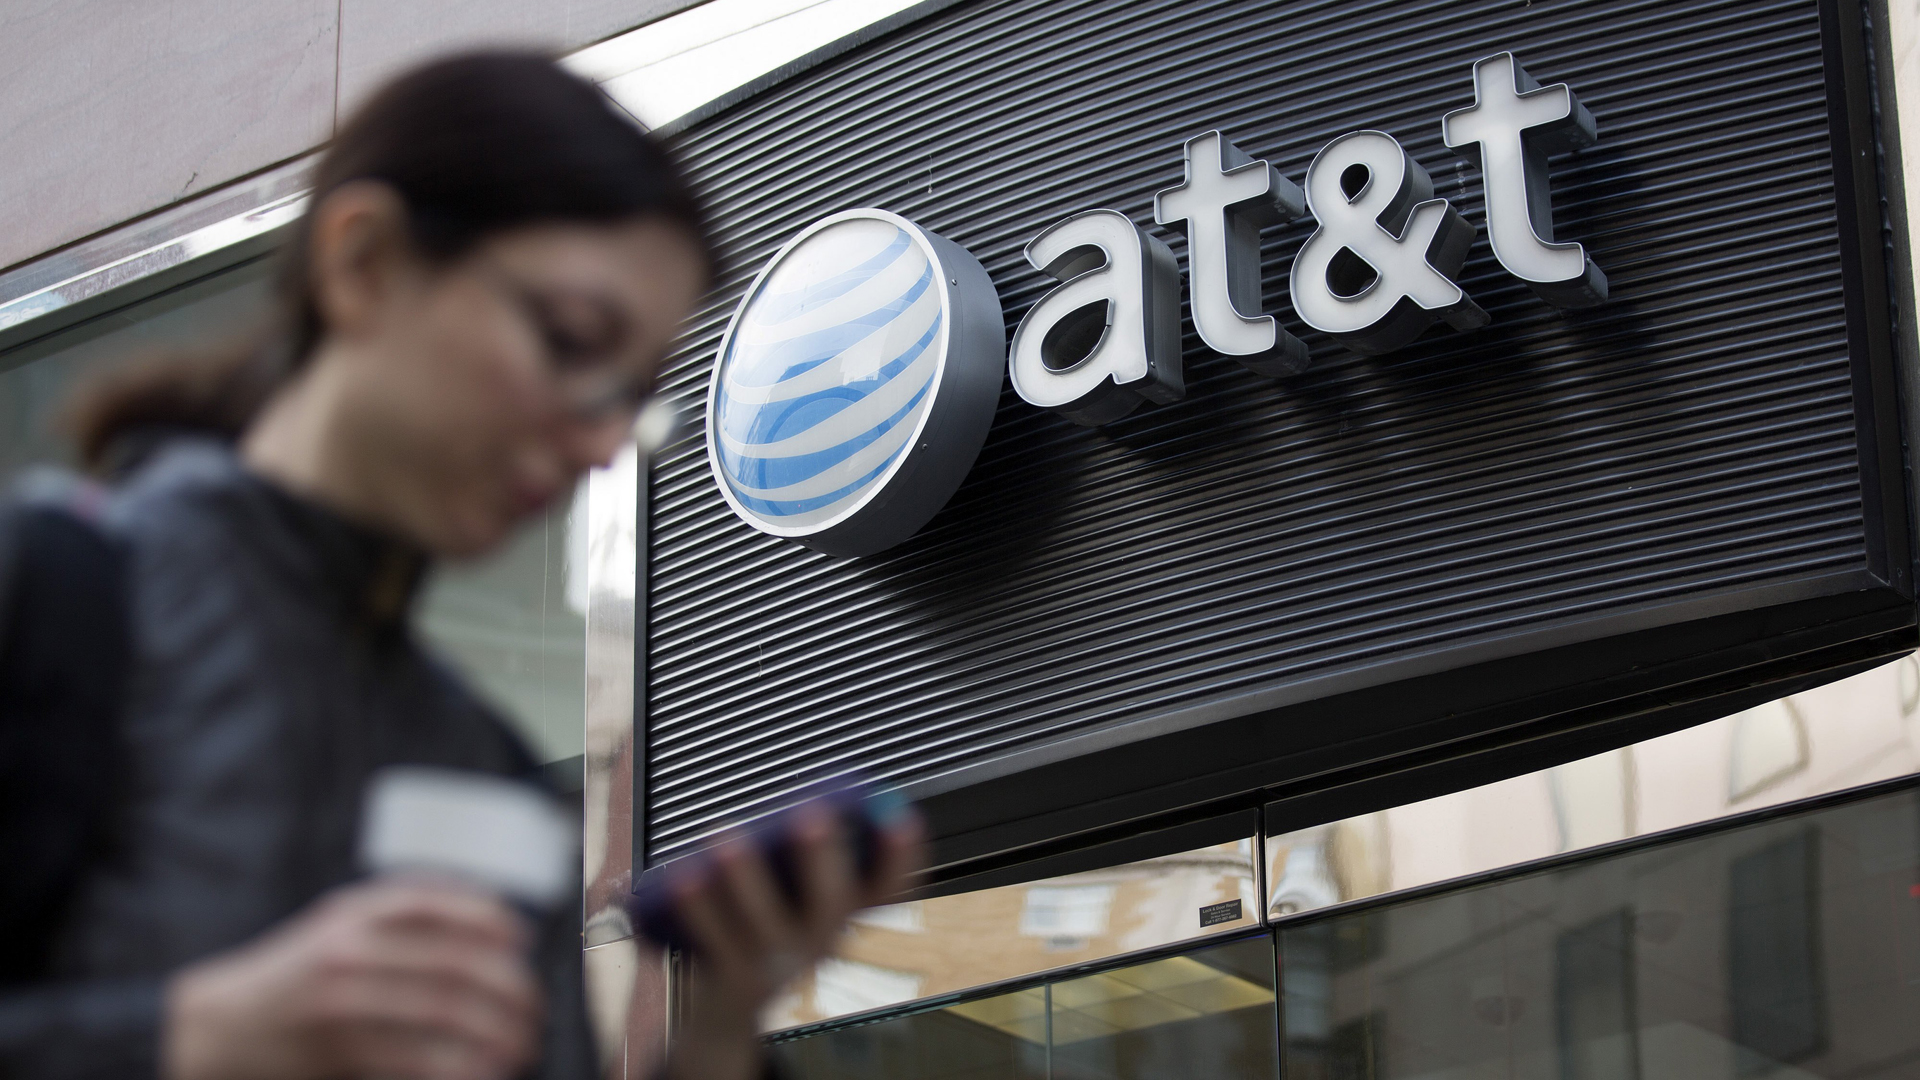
left=708, top=54, right=1603, bottom=554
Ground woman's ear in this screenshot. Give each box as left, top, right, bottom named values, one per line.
left=307, top=181, right=418, bottom=343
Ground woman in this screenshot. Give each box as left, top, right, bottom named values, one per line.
left=0, top=52, right=917, bottom=1080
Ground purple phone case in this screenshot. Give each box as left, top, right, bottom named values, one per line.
left=625, top=782, right=904, bottom=954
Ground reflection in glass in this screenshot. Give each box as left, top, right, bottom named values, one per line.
left=1549, top=749, right=1634, bottom=851
left=1050, top=938, right=1278, bottom=1080
left=945, top=986, right=1048, bottom=1045
left=1727, top=699, right=1810, bottom=801
left=1267, top=654, right=1920, bottom=921
left=771, top=988, right=1047, bottom=1080
left=765, top=839, right=1260, bottom=1030
left=582, top=445, right=641, bottom=932
left=1554, top=909, right=1637, bottom=1080
left=774, top=936, right=1278, bottom=1080
left=0, top=261, right=273, bottom=479
left=578, top=445, right=659, bottom=1072
left=1727, top=830, right=1824, bottom=1073
left=1277, top=784, right=1920, bottom=1080
left=418, top=487, right=587, bottom=768
left=778, top=783, right=1919, bottom=1080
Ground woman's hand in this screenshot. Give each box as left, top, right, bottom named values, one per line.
left=662, top=805, right=924, bottom=1080
left=163, top=878, right=543, bottom=1080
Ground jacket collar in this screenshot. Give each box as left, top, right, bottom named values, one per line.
left=128, top=440, right=428, bottom=631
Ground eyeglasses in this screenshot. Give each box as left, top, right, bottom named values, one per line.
left=474, top=262, right=658, bottom=423
left=557, top=364, right=656, bottom=422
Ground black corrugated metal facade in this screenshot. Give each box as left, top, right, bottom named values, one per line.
left=639, top=0, right=1914, bottom=875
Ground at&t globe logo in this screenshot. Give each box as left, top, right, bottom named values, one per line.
left=706, top=208, right=1004, bottom=556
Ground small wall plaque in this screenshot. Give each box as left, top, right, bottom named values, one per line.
left=1199, top=898, right=1244, bottom=928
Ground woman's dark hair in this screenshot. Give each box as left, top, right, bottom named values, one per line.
left=70, top=51, right=711, bottom=471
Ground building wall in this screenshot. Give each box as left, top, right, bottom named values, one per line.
left=1893, top=2, right=1920, bottom=229
left=0, top=0, right=701, bottom=273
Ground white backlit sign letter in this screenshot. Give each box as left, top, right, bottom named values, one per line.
left=1289, top=130, right=1488, bottom=356
left=1008, top=209, right=1183, bottom=426
left=1154, top=130, right=1308, bottom=375
left=1442, top=52, right=1607, bottom=308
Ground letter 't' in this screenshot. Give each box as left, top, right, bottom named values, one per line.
left=1442, top=52, right=1606, bottom=308
left=1154, top=131, right=1309, bottom=375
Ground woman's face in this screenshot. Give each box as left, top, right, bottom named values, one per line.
left=306, top=201, right=707, bottom=558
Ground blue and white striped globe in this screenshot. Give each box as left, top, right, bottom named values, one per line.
left=709, top=213, right=946, bottom=534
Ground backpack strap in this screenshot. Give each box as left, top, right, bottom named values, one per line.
left=0, top=477, right=133, bottom=985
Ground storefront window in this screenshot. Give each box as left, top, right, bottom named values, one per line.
left=779, top=779, right=1919, bottom=1080
left=1278, top=782, right=1920, bottom=1080
left=763, top=659, right=1920, bottom=1033
left=1048, top=940, right=1279, bottom=1080
left=417, top=497, right=587, bottom=771
left=0, top=263, right=588, bottom=771
left=772, top=985, right=1048, bottom=1080
left=772, top=935, right=1276, bottom=1080
left=0, top=260, right=274, bottom=476
left=1265, top=654, right=1920, bottom=923
left=763, top=837, right=1261, bottom=1030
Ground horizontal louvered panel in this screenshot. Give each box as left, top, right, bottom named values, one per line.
left=642, top=0, right=1872, bottom=861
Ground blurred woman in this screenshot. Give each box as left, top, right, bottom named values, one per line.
left=0, top=51, right=916, bottom=1080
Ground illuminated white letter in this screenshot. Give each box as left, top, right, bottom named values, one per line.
left=1154, top=130, right=1308, bottom=375
left=1442, top=52, right=1606, bottom=307
left=1289, top=130, right=1487, bottom=356
left=1008, top=209, right=1182, bottom=426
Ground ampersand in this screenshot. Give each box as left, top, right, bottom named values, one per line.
left=1288, top=130, right=1489, bottom=356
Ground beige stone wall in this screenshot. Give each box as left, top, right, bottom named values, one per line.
left=0, top=0, right=700, bottom=273
left=1889, top=0, right=1920, bottom=242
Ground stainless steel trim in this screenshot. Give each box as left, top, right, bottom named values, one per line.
left=618, top=0, right=970, bottom=137
left=0, top=155, right=314, bottom=355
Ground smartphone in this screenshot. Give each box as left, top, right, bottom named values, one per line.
left=625, top=781, right=909, bottom=954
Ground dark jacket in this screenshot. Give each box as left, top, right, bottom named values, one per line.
left=0, top=441, right=596, bottom=1080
